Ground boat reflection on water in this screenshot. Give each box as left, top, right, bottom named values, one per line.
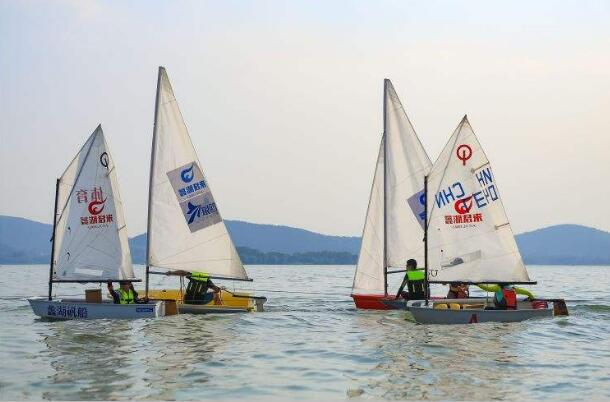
left=39, top=320, right=135, bottom=400
left=37, top=315, right=235, bottom=400
left=349, top=311, right=532, bottom=400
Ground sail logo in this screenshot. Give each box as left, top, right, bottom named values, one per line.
left=177, top=180, right=206, bottom=197
left=167, top=162, right=222, bottom=233
left=454, top=196, right=473, bottom=214
left=456, top=144, right=472, bottom=166
left=76, top=186, right=113, bottom=227
left=88, top=199, right=106, bottom=215
left=407, top=190, right=426, bottom=230
left=436, top=167, right=499, bottom=228
left=100, top=152, right=109, bottom=169
left=434, top=168, right=498, bottom=211
left=186, top=199, right=218, bottom=224
left=181, top=164, right=195, bottom=183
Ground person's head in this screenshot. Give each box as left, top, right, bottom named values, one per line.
left=406, top=259, right=417, bottom=270
left=119, top=281, right=131, bottom=290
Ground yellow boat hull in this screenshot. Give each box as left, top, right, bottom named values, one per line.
left=143, top=289, right=264, bottom=313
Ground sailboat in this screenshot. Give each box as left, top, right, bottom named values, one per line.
left=351, top=79, right=432, bottom=310
left=29, top=125, right=166, bottom=319
left=142, top=67, right=266, bottom=313
left=407, top=116, right=567, bottom=324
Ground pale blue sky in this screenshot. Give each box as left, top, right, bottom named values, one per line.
left=1, top=0, right=609, bottom=236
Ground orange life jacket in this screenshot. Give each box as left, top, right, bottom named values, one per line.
left=495, top=288, right=517, bottom=310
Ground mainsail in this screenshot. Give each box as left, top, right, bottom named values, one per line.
left=53, top=125, right=135, bottom=281
left=426, top=116, right=530, bottom=283
left=146, top=67, right=248, bottom=280
left=352, top=79, right=432, bottom=294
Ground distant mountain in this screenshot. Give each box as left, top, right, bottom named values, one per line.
left=1, top=215, right=609, bottom=265
left=516, top=224, right=610, bottom=265
left=129, top=220, right=360, bottom=260
left=236, top=247, right=358, bottom=265
left=0, top=216, right=51, bottom=264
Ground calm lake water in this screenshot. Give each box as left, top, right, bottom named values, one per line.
left=0, top=264, right=609, bottom=401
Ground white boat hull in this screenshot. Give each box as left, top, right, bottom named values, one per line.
left=407, top=299, right=553, bottom=325
left=28, top=297, right=165, bottom=320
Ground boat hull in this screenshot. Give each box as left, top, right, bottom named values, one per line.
left=407, top=299, right=553, bottom=325
left=144, top=289, right=266, bottom=314
left=28, top=297, right=165, bottom=320
left=351, top=294, right=404, bottom=310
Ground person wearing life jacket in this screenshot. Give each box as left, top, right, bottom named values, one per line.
left=184, top=271, right=222, bottom=304
left=447, top=283, right=470, bottom=299
left=477, top=284, right=535, bottom=310
left=107, top=281, right=140, bottom=304
left=395, top=259, right=426, bottom=300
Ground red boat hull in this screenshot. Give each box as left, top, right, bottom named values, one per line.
left=351, top=294, right=400, bottom=310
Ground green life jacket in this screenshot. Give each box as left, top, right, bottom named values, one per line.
left=405, top=269, right=426, bottom=299
left=118, top=288, right=135, bottom=304
left=190, top=272, right=209, bottom=282
left=405, top=269, right=425, bottom=281
left=185, top=272, right=211, bottom=303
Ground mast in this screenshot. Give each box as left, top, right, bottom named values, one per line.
left=424, top=174, right=429, bottom=306
left=48, top=178, right=60, bottom=301
left=382, top=79, right=388, bottom=296
left=145, top=66, right=163, bottom=299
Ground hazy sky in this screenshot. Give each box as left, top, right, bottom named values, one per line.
left=1, top=0, right=609, bottom=237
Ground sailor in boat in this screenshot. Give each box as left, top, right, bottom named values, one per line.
left=446, top=283, right=470, bottom=299
left=107, top=281, right=143, bottom=304
left=477, top=284, right=535, bottom=310
left=395, top=259, right=426, bottom=300
left=184, top=272, right=223, bottom=305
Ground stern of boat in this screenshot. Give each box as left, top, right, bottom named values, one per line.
left=351, top=294, right=404, bottom=310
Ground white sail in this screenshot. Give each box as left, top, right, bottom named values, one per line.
left=384, top=80, right=432, bottom=268
left=147, top=67, right=248, bottom=279
left=426, top=116, right=530, bottom=283
left=53, top=125, right=135, bottom=281
left=352, top=137, right=385, bottom=294
left=352, top=79, right=432, bottom=294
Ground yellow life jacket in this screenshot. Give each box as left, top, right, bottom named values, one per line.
left=117, top=288, right=135, bottom=304
left=190, top=272, right=209, bottom=283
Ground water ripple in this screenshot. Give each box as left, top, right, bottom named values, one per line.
left=1, top=264, right=610, bottom=400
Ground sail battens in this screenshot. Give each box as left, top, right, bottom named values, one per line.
left=471, top=162, right=490, bottom=172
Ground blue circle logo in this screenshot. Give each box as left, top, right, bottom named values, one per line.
left=181, top=164, right=194, bottom=183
